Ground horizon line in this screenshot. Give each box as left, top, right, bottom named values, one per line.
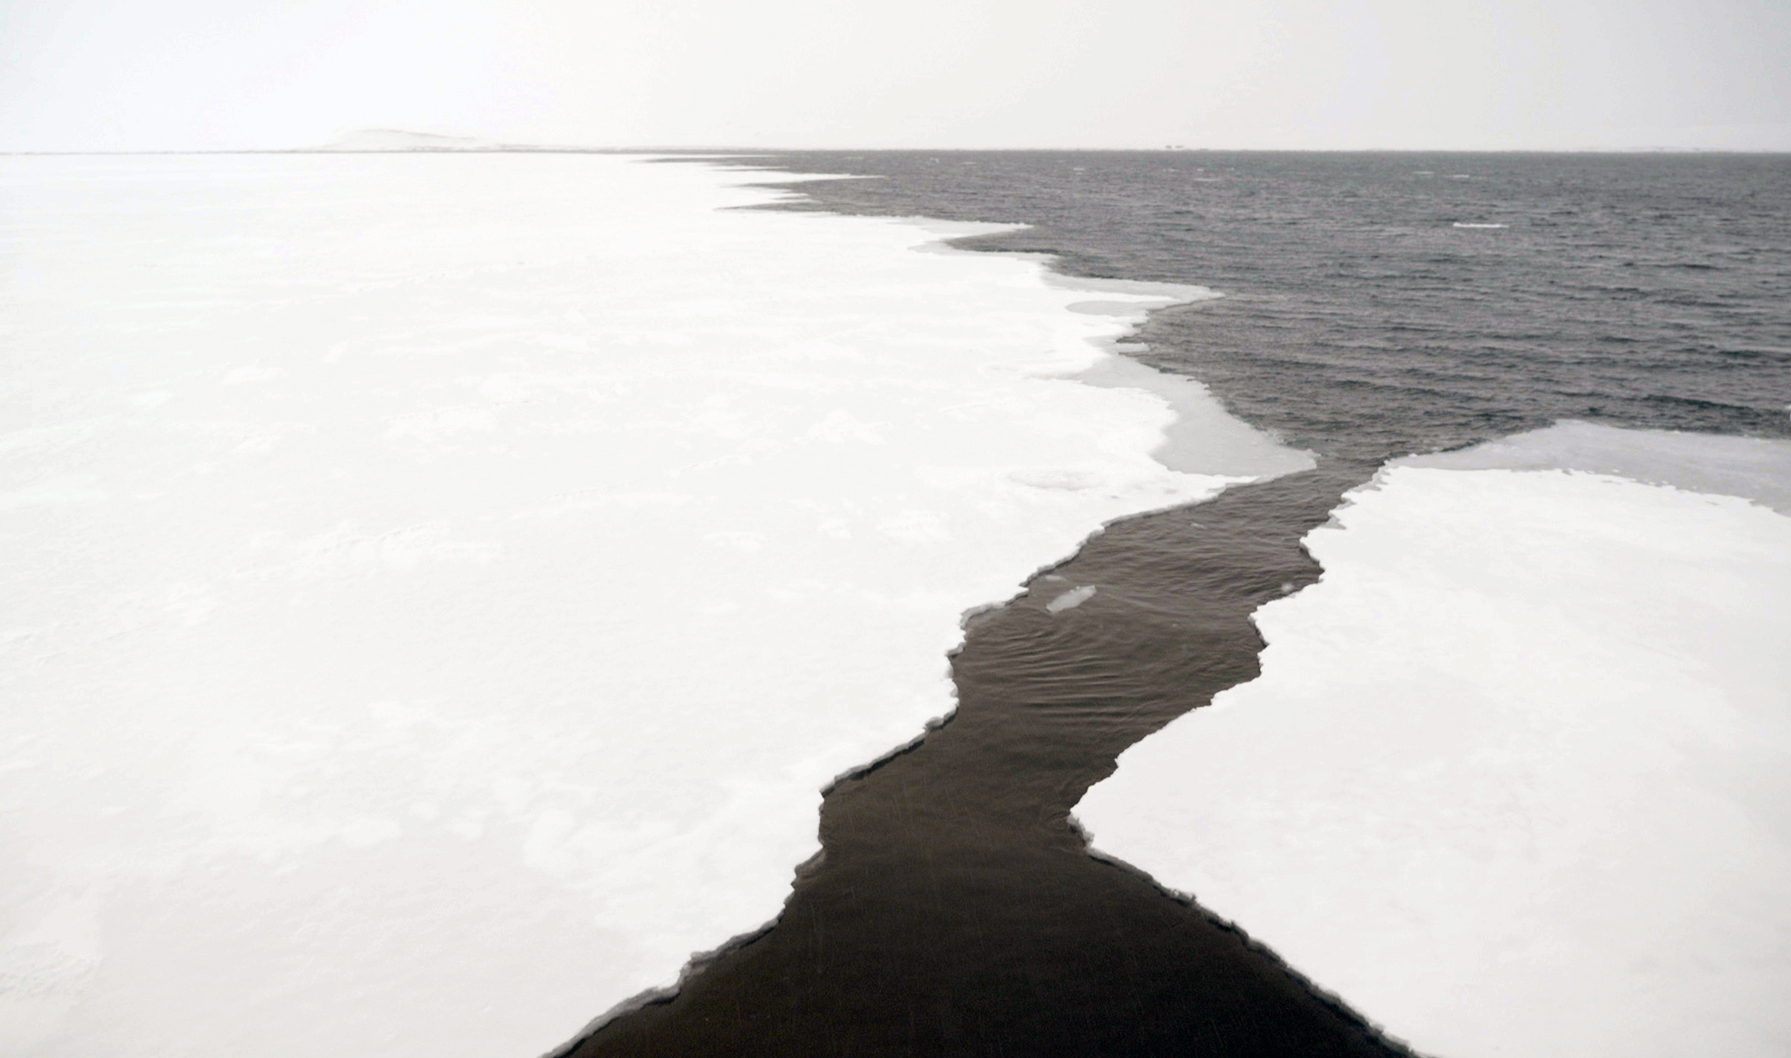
left=7, top=145, right=1791, bottom=157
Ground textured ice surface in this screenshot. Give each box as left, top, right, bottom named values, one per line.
left=0, top=152, right=1274, bottom=1057
left=1077, top=438, right=1791, bottom=1058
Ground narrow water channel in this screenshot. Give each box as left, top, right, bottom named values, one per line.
left=557, top=462, right=1415, bottom=1057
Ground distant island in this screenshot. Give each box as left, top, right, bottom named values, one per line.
left=313, top=128, right=501, bottom=152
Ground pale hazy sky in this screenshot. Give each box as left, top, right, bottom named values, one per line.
left=3, top=0, right=1789, bottom=152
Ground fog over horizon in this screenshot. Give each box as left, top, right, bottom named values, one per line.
left=4, top=0, right=1789, bottom=153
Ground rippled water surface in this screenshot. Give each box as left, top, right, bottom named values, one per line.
left=753, top=151, right=1791, bottom=463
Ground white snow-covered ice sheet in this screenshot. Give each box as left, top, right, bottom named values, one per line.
left=1077, top=430, right=1791, bottom=1058
left=0, top=153, right=1279, bottom=1057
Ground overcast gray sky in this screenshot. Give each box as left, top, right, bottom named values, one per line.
left=4, top=0, right=1788, bottom=151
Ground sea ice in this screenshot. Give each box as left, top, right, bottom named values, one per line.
left=0, top=153, right=1286, bottom=1057
left=1076, top=433, right=1791, bottom=1058
left=1406, top=419, right=1791, bottom=514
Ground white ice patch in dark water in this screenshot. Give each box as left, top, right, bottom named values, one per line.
left=1045, top=585, right=1097, bottom=613
left=1451, top=222, right=1507, bottom=228
left=1078, top=454, right=1791, bottom=1058
left=0, top=152, right=1305, bottom=1058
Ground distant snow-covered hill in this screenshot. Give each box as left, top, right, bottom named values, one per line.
left=314, top=128, right=500, bottom=151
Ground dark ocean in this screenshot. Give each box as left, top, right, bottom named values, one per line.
left=559, top=152, right=1791, bottom=1058
left=758, top=151, right=1791, bottom=464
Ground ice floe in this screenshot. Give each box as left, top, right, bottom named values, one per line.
left=1077, top=425, right=1791, bottom=1058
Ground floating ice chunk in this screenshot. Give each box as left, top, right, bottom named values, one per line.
left=1045, top=585, right=1097, bottom=613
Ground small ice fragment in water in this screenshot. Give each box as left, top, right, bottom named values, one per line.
left=1046, top=585, right=1097, bottom=613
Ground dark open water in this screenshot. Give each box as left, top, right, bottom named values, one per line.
left=763, top=151, right=1791, bottom=463
left=558, top=152, right=1791, bottom=1056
